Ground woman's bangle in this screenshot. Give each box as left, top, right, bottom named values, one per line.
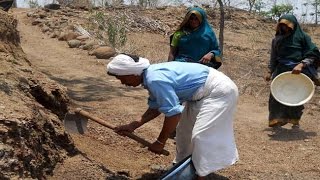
left=156, top=139, right=165, bottom=145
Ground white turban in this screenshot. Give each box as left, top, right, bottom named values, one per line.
left=107, top=54, right=150, bottom=76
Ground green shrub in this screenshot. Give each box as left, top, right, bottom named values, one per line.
left=88, top=11, right=127, bottom=48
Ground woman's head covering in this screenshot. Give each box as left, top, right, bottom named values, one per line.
left=273, top=14, right=320, bottom=61
left=178, top=7, right=205, bottom=30
left=178, top=7, right=207, bottom=31
left=107, top=54, right=150, bottom=76
left=173, top=7, right=221, bottom=63
left=275, top=14, right=297, bottom=35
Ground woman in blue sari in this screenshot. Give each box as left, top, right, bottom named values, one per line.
left=168, top=7, right=222, bottom=69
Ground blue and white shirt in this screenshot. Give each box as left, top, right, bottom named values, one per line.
left=142, top=61, right=209, bottom=117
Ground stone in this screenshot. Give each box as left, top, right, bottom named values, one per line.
left=91, top=46, right=116, bottom=59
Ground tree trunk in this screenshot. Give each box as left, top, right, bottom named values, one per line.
left=316, top=4, right=318, bottom=25
left=217, top=0, right=225, bottom=58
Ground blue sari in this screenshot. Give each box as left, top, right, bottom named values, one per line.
left=171, top=7, right=221, bottom=68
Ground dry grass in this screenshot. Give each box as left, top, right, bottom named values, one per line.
left=118, top=32, right=169, bottom=63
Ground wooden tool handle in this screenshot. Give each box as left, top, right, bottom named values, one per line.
left=76, top=108, right=116, bottom=129
left=75, top=108, right=170, bottom=156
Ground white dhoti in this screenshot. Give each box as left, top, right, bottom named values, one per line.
left=175, top=69, right=239, bottom=177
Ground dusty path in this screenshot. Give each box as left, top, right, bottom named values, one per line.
left=14, top=8, right=320, bottom=179
left=15, top=8, right=176, bottom=179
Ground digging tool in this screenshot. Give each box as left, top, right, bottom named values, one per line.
left=64, top=108, right=170, bottom=156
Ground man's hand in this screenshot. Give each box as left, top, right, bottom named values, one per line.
left=148, top=140, right=165, bottom=154
left=114, top=121, right=141, bottom=135
left=292, top=63, right=304, bottom=74
left=200, top=52, right=214, bottom=64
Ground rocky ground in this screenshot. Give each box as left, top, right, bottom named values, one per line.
left=0, top=5, right=320, bottom=179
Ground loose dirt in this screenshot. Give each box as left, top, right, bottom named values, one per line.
left=8, top=7, right=320, bottom=179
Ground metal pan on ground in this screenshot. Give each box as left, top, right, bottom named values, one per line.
left=271, top=72, right=315, bottom=106
left=160, top=155, right=196, bottom=180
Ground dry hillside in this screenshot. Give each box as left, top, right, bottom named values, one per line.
left=0, top=5, right=319, bottom=179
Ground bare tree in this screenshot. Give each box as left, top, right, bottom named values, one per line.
left=223, top=0, right=230, bottom=7
left=247, top=0, right=256, bottom=12
left=216, top=0, right=225, bottom=58
left=309, top=0, right=320, bottom=24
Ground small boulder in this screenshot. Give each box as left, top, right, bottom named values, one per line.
left=50, top=30, right=61, bottom=38
left=58, top=32, right=80, bottom=41
left=31, top=18, right=43, bottom=26
left=76, top=35, right=89, bottom=41
left=41, top=26, right=51, bottom=33
left=81, top=40, right=98, bottom=50
left=67, top=40, right=81, bottom=48
left=90, top=46, right=116, bottom=59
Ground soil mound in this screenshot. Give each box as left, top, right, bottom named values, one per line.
left=0, top=11, right=75, bottom=179
left=2, top=5, right=320, bottom=179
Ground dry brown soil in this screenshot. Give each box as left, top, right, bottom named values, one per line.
left=12, top=7, right=320, bottom=180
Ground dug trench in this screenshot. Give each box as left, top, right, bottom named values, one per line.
left=1, top=9, right=168, bottom=180
left=0, top=10, right=79, bottom=179
left=2, top=6, right=320, bottom=180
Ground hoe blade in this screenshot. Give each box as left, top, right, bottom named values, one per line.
left=63, top=113, right=88, bottom=134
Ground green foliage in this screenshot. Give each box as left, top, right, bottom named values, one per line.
left=117, top=16, right=127, bottom=46
left=107, top=19, right=117, bottom=47
left=93, top=11, right=106, bottom=30
left=106, top=16, right=127, bottom=48
left=258, top=11, right=272, bottom=18
left=27, top=0, right=40, bottom=8
left=88, top=11, right=127, bottom=48
left=138, top=0, right=158, bottom=7
left=253, top=0, right=265, bottom=13
left=106, top=0, right=124, bottom=6
left=138, top=0, right=145, bottom=6
left=269, top=4, right=294, bottom=19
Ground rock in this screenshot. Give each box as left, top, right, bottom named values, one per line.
left=38, top=13, right=47, bottom=19
left=31, top=18, right=43, bottom=26
left=150, top=164, right=167, bottom=171
left=26, top=12, right=34, bottom=17
left=49, top=33, right=56, bottom=38
left=58, top=32, right=80, bottom=41
left=81, top=40, right=98, bottom=50
left=41, top=25, right=50, bottom=33
left=76, top=35, right=89, bottom=41
left=67, top=39, right=81, bottom=48
left=91, top=46, right=116, bottom=59
left=55, top=30, right=61, bottom=37
left=50, top=30, right=61, bottom=38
